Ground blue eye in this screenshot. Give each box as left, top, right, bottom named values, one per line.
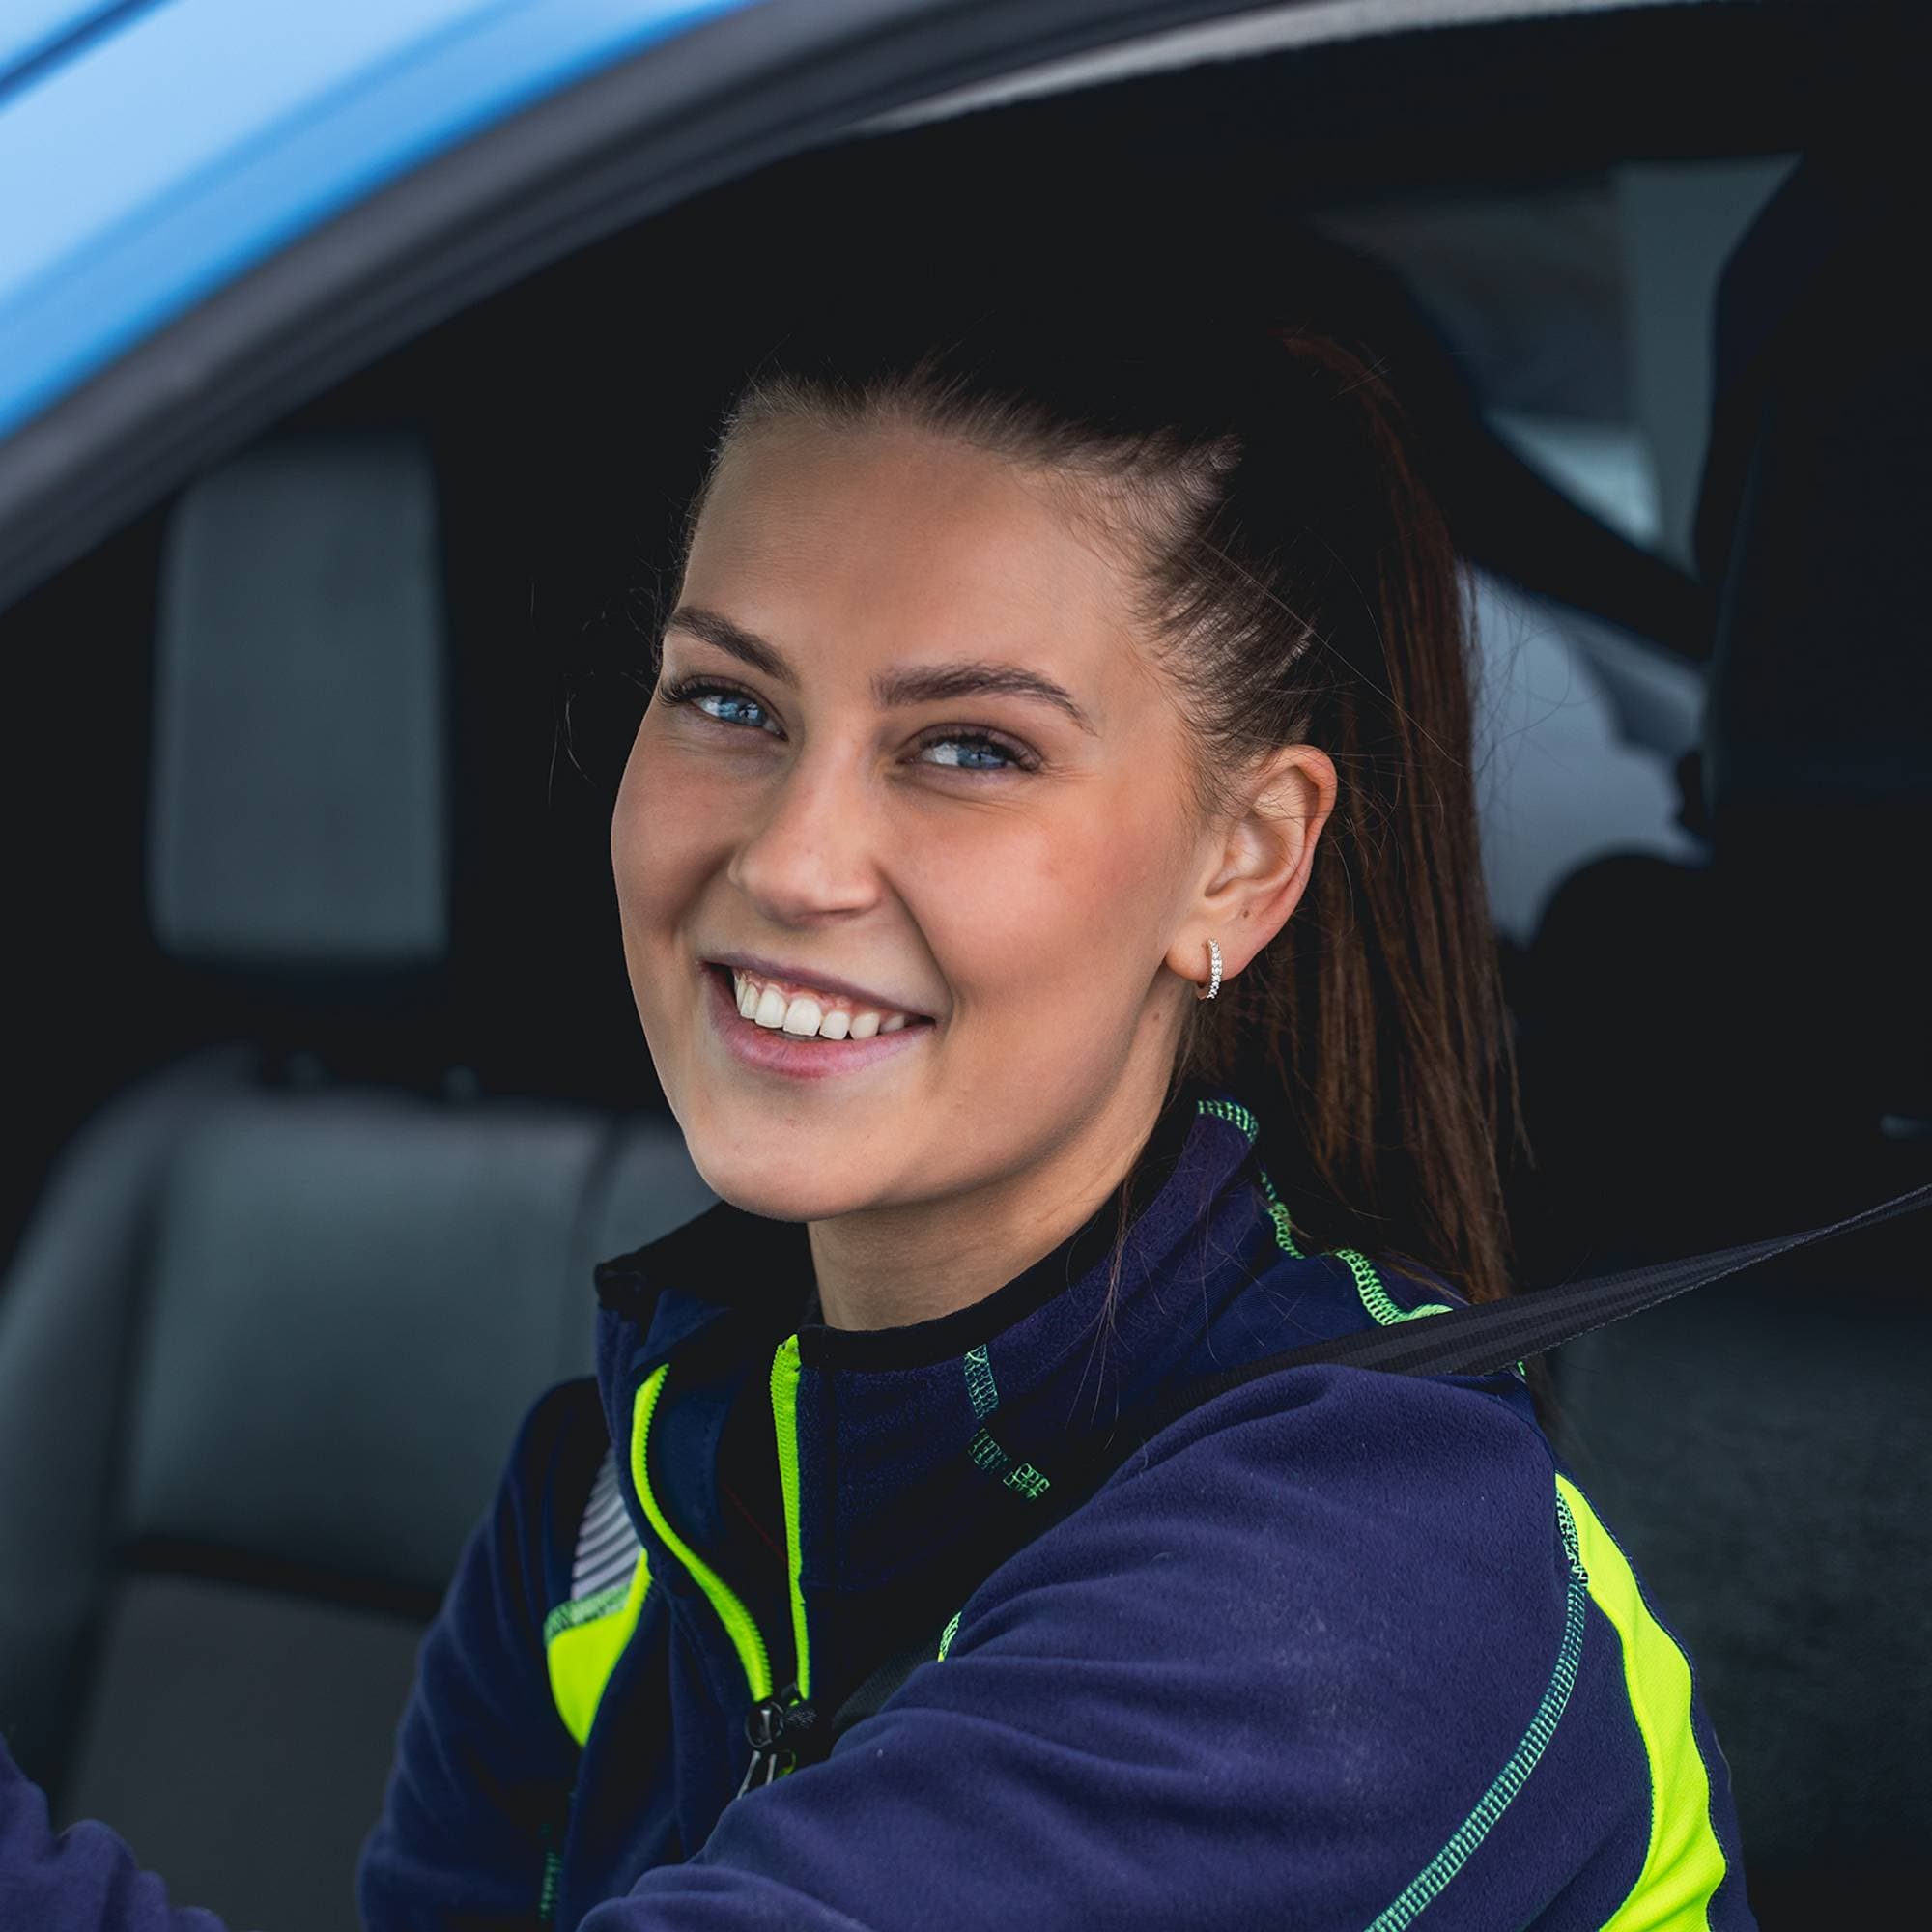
left=919, top=734, right=1019, bottom=771
left=697, top=690, right=770, bottom=729
left=660, top=678, right=781, bottom=736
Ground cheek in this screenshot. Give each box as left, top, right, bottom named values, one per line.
left=611, top=728, right=725, bottom=946
left=912, top=776, right=1183, bottom=1032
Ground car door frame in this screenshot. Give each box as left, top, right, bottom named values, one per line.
left=0, top=0, right=1764, bottom=613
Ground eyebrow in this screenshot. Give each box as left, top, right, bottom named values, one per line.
left=665, top=604, right=1097, bottom=734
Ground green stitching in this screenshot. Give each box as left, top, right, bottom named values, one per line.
left=1361, top=1491, right=1589, bottom=1932
left=1224, top=1097, right=1455, bottom=1318
left=963, top=1345, right=1000, bottom=1420
left=1255, top=1164, right=1305, bottom=1259
left=1195, top=1096, right=1260, bottom=1142
left=967, top=1426, right=1051, bottom=1500
left=1005, top=1462, right=1051, bottom=1500
left=961, top=1343, right=1049, bottom=1496
left=537, top=1846, right=562, bottom=1925
left=936, top=1610, right=963, bottom=1661
left=542, top=1580, right=632, bottom=1648
left=1333, top=1246, right=1456, bottom=1327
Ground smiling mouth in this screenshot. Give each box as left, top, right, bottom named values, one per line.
left=710, top=964, right=932, bottom=1042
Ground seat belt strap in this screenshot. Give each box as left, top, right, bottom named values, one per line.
left=1164, top=1177, right=1932, bottom=1405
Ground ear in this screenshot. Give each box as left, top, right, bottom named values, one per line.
left=1164, top=744, right=1338, bottom=990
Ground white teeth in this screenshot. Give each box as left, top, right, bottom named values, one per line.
left=781, top=996, right=823, bottom=1036
left=727, top=969, right=920, bottom=1039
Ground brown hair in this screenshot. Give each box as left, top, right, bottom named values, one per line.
left=673, top=285, right=1522, bottom=1306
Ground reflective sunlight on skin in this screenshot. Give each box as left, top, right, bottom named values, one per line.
left=611, top=416, right=1336, bottom=1330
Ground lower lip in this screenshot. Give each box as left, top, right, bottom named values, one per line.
left=704, top=966, right=934, bottom=1082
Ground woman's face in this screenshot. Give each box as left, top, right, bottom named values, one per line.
left=612, top=416, right=1236, bottom=1225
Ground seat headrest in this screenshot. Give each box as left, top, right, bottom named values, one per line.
left=1699, top=158, right=1932, bottom=821
left=1694, top=146, right=1932, bottom=1122
left=147, top=432, right=449, bottom=977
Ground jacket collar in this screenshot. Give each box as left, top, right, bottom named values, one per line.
left=589, top=1088, right=1375, bottom=1697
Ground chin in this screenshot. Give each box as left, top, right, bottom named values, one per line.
left=678, top=1122, right=889, bottom=1226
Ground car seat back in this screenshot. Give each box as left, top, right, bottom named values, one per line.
left=0, top=432, right=710, bottom=1932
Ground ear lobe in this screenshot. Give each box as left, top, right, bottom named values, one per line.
left=1174, top=746, right=1337, bottom=985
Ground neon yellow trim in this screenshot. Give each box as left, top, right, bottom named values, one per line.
left=1556, top=1475, right=1731, bottom=1928
left=543, top=1578, right=630, bottom=1648
left=545, top=1552, right=650, bottom=1747
left=630, top=1364, right=772, bottom=1705
left=770, top=1335, right=811, bottom=1701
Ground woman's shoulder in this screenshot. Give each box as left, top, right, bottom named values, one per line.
left=479, top=1375, right=614, bottom=1600
left=1094, top=1356, right=1555, bottom=1569
left=958, top=1360, right=1562, bottom=1683
left=912, top=1353, right=1748, bottom=1930
left=508, top=1373, right=611, bottom=1487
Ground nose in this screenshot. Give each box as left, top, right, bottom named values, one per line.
left=726, top=750, right=882, bottom=928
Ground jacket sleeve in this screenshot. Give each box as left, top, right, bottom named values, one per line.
left=580, top=1368, right=1713, bottom=1932
left=357, top=1378, right=602, bottom=1932
left=0, top=1738, right=228, bottom=1932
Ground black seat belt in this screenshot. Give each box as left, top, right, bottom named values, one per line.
left=823, top=1179, right=1932, bottom=1749
left=1151, top=1176, right=1932, bottom=1396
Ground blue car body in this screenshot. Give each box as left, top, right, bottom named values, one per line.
left=0, top=0, right=758, bottom=443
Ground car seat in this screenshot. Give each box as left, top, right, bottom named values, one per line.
left=0, top=431, right=711, bottom=1932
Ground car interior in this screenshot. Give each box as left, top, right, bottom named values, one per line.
left=1, top=7, right=1925, bottom=1928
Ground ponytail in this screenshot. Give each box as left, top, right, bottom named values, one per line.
left=1175, top=333, right=1520, bottom=1305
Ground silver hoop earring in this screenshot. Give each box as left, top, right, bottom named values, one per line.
left=1196, top=938, right=1222, bottom=1003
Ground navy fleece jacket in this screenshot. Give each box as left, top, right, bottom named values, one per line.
left=2, top=1089, right=1754, bottom=1929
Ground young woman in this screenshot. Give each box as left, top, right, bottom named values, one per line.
left=0, top=287, right=1754, bottom=1928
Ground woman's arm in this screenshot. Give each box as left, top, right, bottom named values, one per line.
left=1, top=1737, right=227, bottom=1932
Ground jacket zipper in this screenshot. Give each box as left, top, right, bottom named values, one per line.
left=629, top=1362, right=772, bottom=1702
left=628, top=1345, right=817, bottom=1797
left=739, top=1334, right=818, bottom=1793
left=770, top=1335, right=811, bottom=1704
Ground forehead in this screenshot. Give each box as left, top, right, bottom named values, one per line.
left=681, top=416, right=1148, bottom=686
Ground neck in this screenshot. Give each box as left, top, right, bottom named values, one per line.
left=806, top=1067, right=1173, bottom=1331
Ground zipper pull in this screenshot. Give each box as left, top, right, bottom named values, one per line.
left=736, top=1690, right=820, bottom=1799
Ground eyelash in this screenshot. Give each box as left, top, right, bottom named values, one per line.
left=656, top=675, right=1040, bottom=774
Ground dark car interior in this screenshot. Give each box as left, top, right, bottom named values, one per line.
left=1, top=5, right=1926, bottom=1927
